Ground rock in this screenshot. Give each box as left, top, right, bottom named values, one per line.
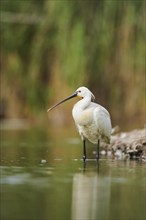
left=105, top=128, right=146, bottom=160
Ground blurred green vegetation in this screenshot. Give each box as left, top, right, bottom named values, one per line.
left=0, top=0, right=145, bottom=129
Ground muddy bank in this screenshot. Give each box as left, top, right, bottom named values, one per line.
left=103, top=128, right=146, bottom=160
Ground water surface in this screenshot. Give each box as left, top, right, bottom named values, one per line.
left=0, top=127, right=146, bottom=220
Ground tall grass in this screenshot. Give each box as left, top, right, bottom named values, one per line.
left=0, top=0, right=145, bottom=128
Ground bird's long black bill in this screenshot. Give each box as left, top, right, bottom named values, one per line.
left=47, top=92, right=77, bottom=112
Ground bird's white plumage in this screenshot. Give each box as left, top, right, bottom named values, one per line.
left=47, top=86, right=112, bottom=161
left=72, top=87, right=111, bottom=145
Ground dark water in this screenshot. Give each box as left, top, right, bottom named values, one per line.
left=0, top=125, right=146, bottom=220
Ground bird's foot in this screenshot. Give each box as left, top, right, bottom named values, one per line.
left=83, top=155, right=86, bottom=164
left=96, top=153, right=100, bottom=161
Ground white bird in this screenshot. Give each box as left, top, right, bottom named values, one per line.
left=47, top=86, right=112, bottom=163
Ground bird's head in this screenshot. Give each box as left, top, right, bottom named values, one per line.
left=76, top=87, right=95, bottom=102
left=47, top=86, right=95, bottom=112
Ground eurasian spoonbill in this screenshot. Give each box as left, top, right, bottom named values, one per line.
left=47, top=86, right=112, bottom=163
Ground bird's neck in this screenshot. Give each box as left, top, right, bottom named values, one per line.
left=72, top=96, right=92, bottom=125
left=74, top=96, right=91, bottom=111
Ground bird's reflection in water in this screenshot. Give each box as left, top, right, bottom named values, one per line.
left=82, top=159, right=99, bottom=173
left=71, top=170, right=111, bottom=220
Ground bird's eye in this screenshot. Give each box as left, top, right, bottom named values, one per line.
left=78, top=90, right=81, bottom=93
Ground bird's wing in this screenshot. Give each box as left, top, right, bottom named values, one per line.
left=94, top=104, right=112, bottom=143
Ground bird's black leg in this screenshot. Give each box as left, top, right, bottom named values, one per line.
left=96, top=139, right=100, bottom=161
left=83, top=139, right=86, bottom=164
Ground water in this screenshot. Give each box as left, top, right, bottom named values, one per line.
left=0, top=126, right=146, bottom=220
